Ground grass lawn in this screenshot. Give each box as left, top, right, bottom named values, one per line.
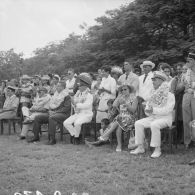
left=0, top=125, right=195, bottom=195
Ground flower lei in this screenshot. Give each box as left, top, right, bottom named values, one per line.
left=148, top=82, right=169, bottom=107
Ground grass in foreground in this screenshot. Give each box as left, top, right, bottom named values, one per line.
left=0, top=127, right=195, bottom=195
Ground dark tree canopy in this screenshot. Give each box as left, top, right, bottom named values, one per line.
left=1, top=0, right=195, bottom=78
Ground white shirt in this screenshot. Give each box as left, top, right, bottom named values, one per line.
left=66, top=77, right=76, bottom=93
left=118, top=72, right=139, bottom=93
left=138, top=72, right=154, bottom=101
left=74, top=88, right=93, bottom=115
left=32, top=94, right=51, bottom=110
left=99, top=75, right=117, bottom=99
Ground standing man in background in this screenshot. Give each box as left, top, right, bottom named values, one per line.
left=66, top=68, right=76, bottom=95
left=138, top=61, right=155, bottom=101
left=118, top=60, right=139, bottom=93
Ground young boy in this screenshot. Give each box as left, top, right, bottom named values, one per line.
left=99, top=118, right=110, bottom=137
left=85, top=118, right=110, bottom=147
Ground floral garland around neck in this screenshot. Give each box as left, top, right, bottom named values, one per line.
left=147, top=82, right=169, bottom=107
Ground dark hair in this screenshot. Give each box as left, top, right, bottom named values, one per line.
left=134, top=68, right=141, bottom=73
left=161, top=63, right=171, bottom=71
left=68, top=68, right=74, bottom=73
left=107, top=99, right=114, bottom=105
left=48, top=73, right=53, bottom=79
left=2, top=81, right=6, bottom=87
left=101, top=118, right=110, bottom=126
left=101, top=66, right=111, bottom=74
left=89, top=72, right=96, bottom=80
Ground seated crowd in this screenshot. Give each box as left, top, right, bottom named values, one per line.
left=0, top=52, right=195, bottom=161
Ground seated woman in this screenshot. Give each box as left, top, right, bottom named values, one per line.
left=0, top=86, right=19, bottom=119
left=63, top=73, right=93, bottom=145
left=19, top=87, right=51, bottom=140
left=86, top=84, right=138, bottom=152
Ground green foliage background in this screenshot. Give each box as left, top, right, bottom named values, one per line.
left=1, top=0, right=195, bottom=79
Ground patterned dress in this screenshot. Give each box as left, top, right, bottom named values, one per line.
left=115, top=94, right=137, bottom=132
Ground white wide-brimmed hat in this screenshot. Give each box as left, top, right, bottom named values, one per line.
left=140, top=60, right=155, bottom=69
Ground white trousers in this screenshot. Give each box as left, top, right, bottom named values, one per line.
left=20, top=124, right=33, bottom=137
left=20, top=112, right=42, bottom=137
left=135, top=116, right=171, bottom=147
left=22, top=107, right=40, bottom=120
left=63, top=113, right=92, bottom=138
left=22, top=106, right=30, bottom=117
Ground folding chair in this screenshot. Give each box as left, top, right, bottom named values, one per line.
left=0, top=103, right=23, bottom=135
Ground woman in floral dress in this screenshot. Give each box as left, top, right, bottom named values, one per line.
left=86, top=84, right=138, bottom=152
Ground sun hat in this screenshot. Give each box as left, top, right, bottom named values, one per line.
left=78, top=73, right=92, bottom=87
left=21, top=75, right=31, bottom=80
left=111, top=66, right=123, bottom=75
left=152, top=71, right=167, bottom=81
left=53, top=74, right=60, bottom=80
left=7, top=86, right=17, bottom=92
left=119, top=84, right=135, bottom=93
left=33, top=75, right=41, bottom=79
left=38, top=87, right=48, bottom=93
left=188, top=52, right=195, bottom=60
left=41, top=75, right=50, bottom=80
left=140, top=61, right=155, bottom=69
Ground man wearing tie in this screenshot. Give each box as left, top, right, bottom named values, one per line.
left=138, top=61, right=155, bottom=101
left=118, top=61, right=139, bottom=93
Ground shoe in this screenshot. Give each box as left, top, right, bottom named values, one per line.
left=87, top=139, right=106, bottom=146
left=130, top=145, right=145, bottom=155
left=116, top=146, right=122, bottom=152
left=28, top=137, right=40, bottom=143
left=189, top=159, right=195, bottom=165
left=46, top=139, right=56, bottom=145
left=151, top=147, right=161, bottom=158
left=128, top=143, right=138, bottom=150
left=19, top=136, right=26, bottom=140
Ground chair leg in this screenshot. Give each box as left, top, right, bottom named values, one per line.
left=0, top=120, right=3, bottom=135
left=20, top=120, right=23, bottom=130
left=13, top=122, right=16, bottom=133
left=169, top=130, right=172, bottom=153
left=175, top=128, right=178, bottom=149
left=81, top=124, right=86, bottom=143
left=110, top=132, right=114, bottom=147
left=60, top=125, right=63, bottom=141
left=8, top=120, right=11, bottom=135
left=94, top=122, right=97, bottom=141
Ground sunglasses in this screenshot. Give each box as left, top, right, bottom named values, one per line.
left=121, top=88, right=128, bottom=91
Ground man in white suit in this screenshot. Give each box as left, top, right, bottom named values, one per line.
left=130, top=71, right=175, bottom=158
left=138, top=61, right=155, bottom=101
left=118, top=61, right=139, bottom=93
